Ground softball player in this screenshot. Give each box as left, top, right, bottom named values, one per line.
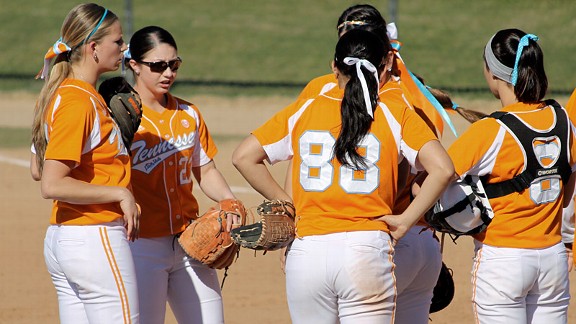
left=30, top=4, right=140, bottom=323
left=233, top=29, right=455, bottom=324
left=125, top=26, right=239, bottom=324
left=562, top=89, right=576, bottom=270
left=448, top=29, right=576, bottom=323
left=282, top=5, right=477, bottom=323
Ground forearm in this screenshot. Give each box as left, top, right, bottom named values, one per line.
left=41, top=175, right=131, bottom=205
left=235, top=160, right=291, bottom=201
left=402, top=167, right=454, bottom=227
left=196, top=162, right=236, bottom=202
left=41, top=159, right=131, bottom=205
left=232, top=135, right=292, bottom=201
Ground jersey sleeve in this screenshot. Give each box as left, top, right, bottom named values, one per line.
left=397, top=106, right=438, bottom=170
left=252, top=100, right=307, bottom=164
left=565, top=88, right=576, bottom=124
left=44, top=93, right=96, bottom=165
left=448, top=118, right=502, bottom=177
left=189, top=105, right=217, bottom=167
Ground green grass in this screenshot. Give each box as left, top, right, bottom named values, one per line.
left=3, top=0, right=576, bottom=96
left=0, top=126, right=244, bottom=149
left=0, top=127, right=31, bottom=148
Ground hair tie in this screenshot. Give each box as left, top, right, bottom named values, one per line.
left=337, top=20, right=367, bottom=30
left=452, top=102, right=459, bottom=110
left=121, top=46, right=131, bottom=75
left=343, top=57, right=379, bottom=118
left=35, top=37, right=72, bottom=80
left=510, top=33, right=538, bottom=86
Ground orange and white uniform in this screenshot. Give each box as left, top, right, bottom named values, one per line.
left=130, top=93, right=217, bottom=238
left=128, top=93, right=224, bottom=324
left=253, top=84, right=437, bottom=323
left=42, top=78, right=139, bottom=323
left=296, top=74, right=442, bottom=324
left=448, top=101, right=575, bottom=323
left=563, top=89, right=576, bottom=264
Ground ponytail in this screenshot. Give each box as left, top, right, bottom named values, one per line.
left=332, top=29, right=385, bottom=169
left=484, top=29, right=547, bottom=103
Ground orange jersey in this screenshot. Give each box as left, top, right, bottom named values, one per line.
left=296, top=74, right=422, bottom=218
left=565, top=88, right=576, bottom=120
left=43, top=79, right=131, bottom=225
left=252, top=85, right=437, bottom=237
left=448, top=102, right=576, bottom=248
left=130, top=94, right=217, bottom=238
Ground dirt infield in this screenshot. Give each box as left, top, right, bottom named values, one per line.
left=1, top=92, right=574, bottom=323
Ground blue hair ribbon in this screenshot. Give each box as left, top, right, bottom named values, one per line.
left=82, top=8, right=108, bottom=45
left=408, top=70, right=458, bottom=137
left=510, top=33, right=538, bottom=86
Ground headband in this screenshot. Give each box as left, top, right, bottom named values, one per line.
left=510, top=34, right=539, bottom=85
left=35, top=8, right=109, bottom=80
left=337, top=20, right=367, bottom=30
left=484, top=35, right=514, bottom=84
left=343, top=57, right=379, bottom=118
left=35, top=38, right=72, bottom=80
left=82, top=8, right=108, bottom=46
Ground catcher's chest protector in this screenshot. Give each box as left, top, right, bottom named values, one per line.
left=481, top=100, right=571, bottom=199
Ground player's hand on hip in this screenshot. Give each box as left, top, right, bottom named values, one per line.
left=376, top=214, right=411, bottom=243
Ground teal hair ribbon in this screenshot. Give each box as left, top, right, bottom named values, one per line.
left=408, top=70, right=458, bottom=137
left=510, top=33, right=538, bottom=86
left=82, top=8, right=108, bottom=45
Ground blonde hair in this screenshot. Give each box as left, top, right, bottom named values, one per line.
left=31, top=3, right=118, bottom=174
left=426, top=87, right=487, bottom=123
left=412, top=73, right=487, bottom=124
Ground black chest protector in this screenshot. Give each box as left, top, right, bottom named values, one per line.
left=481, top=100, right=571, bottom=199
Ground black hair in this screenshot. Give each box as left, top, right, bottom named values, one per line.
left=333, top=29, right=386, bottom=169
left=129, top=26, right=178, bottom=62
left=336, top=4, right=393, bottom=74
left=337, top=4, right=387, bottom=40
left=489, top=28, right=547, bottom=103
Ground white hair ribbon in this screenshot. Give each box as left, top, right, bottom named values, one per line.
left=35, top=38, right=72, bottom=80
left=386, top=22, right=398, bottom=40
left=343, top=57, right=379, bottom=118
left=121, top=46, right=131, bottom=75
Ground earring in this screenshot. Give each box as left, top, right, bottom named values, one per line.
left=93, top=52, right=99, bottom=63
left=135, top=71, right=140, bottom=76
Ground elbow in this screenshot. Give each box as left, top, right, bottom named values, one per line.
left=40, top=181, right=57, bottom=200
left=434, top=163, right=457, bottom=186
left=231, top=147, right=249, bottom=172
left=30, top=170, right=42, bottom=182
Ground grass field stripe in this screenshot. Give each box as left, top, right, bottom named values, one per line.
left=0, top=155, right=258, bottom=195
left=99, top=227, right=132, bottom=324
left=0, top=154, right=29, bottom=167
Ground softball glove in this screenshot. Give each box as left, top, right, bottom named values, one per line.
left=98, top=76, right=142, bottom=153
left=231, top=199, right=296, bottom=251
left=178, top=199, right=247, bottom=269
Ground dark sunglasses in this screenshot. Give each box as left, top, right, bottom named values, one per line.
left=138, top=57, right=182, bottom=73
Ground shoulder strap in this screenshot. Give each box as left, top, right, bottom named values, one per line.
left=481, top=100, right=571, bottom=199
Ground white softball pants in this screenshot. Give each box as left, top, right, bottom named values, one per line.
left=472, top=240, right=570, bottom=324
left=394, top=225, right=442, bottom=324
left=129, top=235, right=224, bottom=324
left=285, top=231, right=396, bottom=324
left=44, top=221, right=140, bottom=324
